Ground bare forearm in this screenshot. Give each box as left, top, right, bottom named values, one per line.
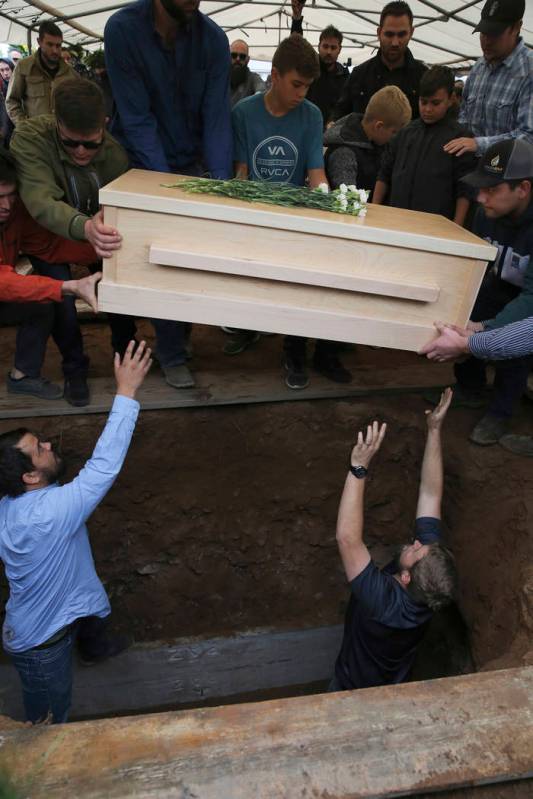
left=372, top=180, right=388, bottom=205
left=416, top=429, right=443, bottom=518
left=336, top=473, right=365, bottom=546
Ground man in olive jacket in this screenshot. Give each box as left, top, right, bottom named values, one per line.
left=10, top=78, right=129, bottom=406
left=6, top=20, right=77, bottom=126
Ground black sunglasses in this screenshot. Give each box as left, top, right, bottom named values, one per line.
left=57, top=126, right=104, bottom=150
left=231, top=52, right=247, bottom=61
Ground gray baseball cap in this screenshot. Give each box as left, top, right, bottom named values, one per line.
left=461, top=139, right=533, bottom=189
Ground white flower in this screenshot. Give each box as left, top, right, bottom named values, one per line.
left=358, top=208, right=367, bottom=217
left=339, top=183, right=348, bottom=194
left=317, top=182, right=329, bottom=194
left=353, top=201, right=361, bottom=211
left=339, top=196, right=348, bottom=210
left=347, top=184, right=357, bottom=193
left=359, top=190, right=370, bottom=203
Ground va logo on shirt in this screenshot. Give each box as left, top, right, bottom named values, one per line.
left=252, top=136, right=298, bottom=183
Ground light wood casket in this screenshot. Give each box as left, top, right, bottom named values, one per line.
left=99, top=170, right=496, bottom=352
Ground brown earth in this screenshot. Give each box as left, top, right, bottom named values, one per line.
left=0, top=319, right=532, bottom=675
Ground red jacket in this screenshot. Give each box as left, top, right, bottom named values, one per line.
left=0, top=200, right=97, bottom=304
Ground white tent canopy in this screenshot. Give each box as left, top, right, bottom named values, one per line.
left=0, top=0, right=530, bottom=68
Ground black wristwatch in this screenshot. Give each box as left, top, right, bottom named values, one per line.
left=349, top=464, right=368, bottom=479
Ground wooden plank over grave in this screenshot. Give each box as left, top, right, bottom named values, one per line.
left=99, top=171, right=496, bottom=353
left=0, top=625, right=344, bottom=721
left=0, top=362, right=454, bottom=419
left=1, top=666, right=532, bottom=798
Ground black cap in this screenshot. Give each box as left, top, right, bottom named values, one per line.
left=473, top=0, right=525, bottom=36
left=462, top=139, right=533, bottom=189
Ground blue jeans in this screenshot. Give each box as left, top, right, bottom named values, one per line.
left=9, top=629, right=74, bottom=724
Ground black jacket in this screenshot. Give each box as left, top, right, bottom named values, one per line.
left=291, top=18, right=349, bottom=127
left=332, top=49, right=427, bottom=121
left=323, top=113, right=381, bottom=192
left=377, top=113, right=475, bottom=220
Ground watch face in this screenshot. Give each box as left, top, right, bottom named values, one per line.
left=351, top=465, right=367, bottom=478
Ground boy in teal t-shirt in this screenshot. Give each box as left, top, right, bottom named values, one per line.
left=229, top=35, right=351, bottom=389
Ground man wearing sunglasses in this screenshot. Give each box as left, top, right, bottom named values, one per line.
left=10, top=78, right=130, bottom=406
left=230, top=40, right=265, bottom=109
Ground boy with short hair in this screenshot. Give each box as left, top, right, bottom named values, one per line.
left=233, top=35, right=324, bottom=187
left=373, top=66, right=475, bottom=226
left=324, top=84, right=412, bottom=192
left=232, top=35, right=351, bottom=389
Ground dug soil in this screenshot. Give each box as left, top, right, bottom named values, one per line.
left=1, top=320, right=532, bottom=674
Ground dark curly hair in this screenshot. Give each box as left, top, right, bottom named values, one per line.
left=0, top=428, right=33, bottom=498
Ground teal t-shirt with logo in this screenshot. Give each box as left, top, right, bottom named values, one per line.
left=232, top=93, right=324, bottom=186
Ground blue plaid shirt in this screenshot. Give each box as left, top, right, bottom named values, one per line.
left=459, top=38, right=533, bottom=154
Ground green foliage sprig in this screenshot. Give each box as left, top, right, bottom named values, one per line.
left=162, top=178, right=369, bottom=218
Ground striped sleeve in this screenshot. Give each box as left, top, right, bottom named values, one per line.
left=469, top=317, right=533, bottom=360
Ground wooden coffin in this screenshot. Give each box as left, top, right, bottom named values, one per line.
left=99, top=170, right=496, bottom=352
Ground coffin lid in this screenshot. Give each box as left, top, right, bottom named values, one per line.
left=100, top=170, right=497, bottom=261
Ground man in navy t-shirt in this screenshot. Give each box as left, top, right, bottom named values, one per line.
left=332, top=388, right=457, bottom=691
left=230, top=35, right=352, bottom=389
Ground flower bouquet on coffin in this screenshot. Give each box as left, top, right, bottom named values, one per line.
left=162, top=178, right=369, bottom=218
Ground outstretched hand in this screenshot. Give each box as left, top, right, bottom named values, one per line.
left=419, top=322, right=471, bottom=361
left=350, top=421, right=387, bottom=469
left=425, top=387, right=453, bottom=430
left=114, top=340, right=152, bottom=399
left=62, top=272, right=102, bottom=313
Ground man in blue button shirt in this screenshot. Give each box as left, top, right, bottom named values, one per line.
left=0, top=340, right=152, bottom=724
left=104, top=0, right=232, bottom=177
left=104, top=0, right=233, bottom=389
left=332, top=389, right=457, bottom=691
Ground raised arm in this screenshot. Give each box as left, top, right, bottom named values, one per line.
left=416, top=388, right=452, bottom=520
left=336, top=421, right=387, bottom=581
left=49, top=341, right=152, bottom=533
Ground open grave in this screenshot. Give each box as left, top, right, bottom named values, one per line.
left=0, top=322, right=532, bottom=797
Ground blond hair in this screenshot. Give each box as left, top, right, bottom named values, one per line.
left=363, top=85, right=412, bottom=129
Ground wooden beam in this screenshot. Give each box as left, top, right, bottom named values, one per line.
left=0, top=364, right=454, bottom=419
left=1, top=667, right=532, bottom=798
left=0, top=625, right=343, bottom=721
left=149, top=245, right=441, bottom=302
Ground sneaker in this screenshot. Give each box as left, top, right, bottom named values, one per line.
left=64, top=375, right=90, bottom=407
left=424, top=384, right=486, bottom=409
left=499, top=434, right=533, bottom=458
left=313, top=353, right=352, bottom=384
left=469, top=413, right=509, bottom=446
left=163, top=364, right=195, bottom=389
left=79, top=633, right=132, bottom=667
left=6, top=374, right=63, bottom=400
left=284, top=354, right=309, bottom=390
left=223, top=331, right=260, bottom=356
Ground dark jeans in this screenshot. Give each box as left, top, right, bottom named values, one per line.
left=283, top=336, right=340, bottom=361
left=8, top=615, right=111, bottom=725
left=10, top=627, right=75, bottom=724
left=0, top=301, right=54, bottom=378
left=152, top=318, right=187, bottom=368
left=454, top=272, right=532, bottom=418
left=29, top=258, right=89, bottom=378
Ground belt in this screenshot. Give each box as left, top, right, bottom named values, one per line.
left=32, top=624, right=72, bottom=650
